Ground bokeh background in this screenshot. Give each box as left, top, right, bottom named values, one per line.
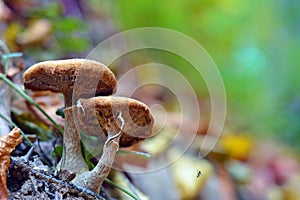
left=1, top=0, right=300, bottom=199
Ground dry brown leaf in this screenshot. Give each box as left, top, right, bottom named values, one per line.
left=0, top=127, right=23, bottom=198
left=27, top=91, right=65, bottom=128
left=0, top=174, right=8, bottom=200
left=7, top=65, right=22, bottom=78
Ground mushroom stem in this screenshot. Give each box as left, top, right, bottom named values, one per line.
left=64, top=91, right=73, bottom=108
left=72, top=133, right=121, bottom=194
left=58, top=107, right=88, bottom=174
left=72, top=112, right=125, bottom=193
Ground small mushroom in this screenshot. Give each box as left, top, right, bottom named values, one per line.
left=23, top=59, right=117, bottom=174
left=72, top=96, right=154, bottom=193
left=75, top=96, right=154, bottom=147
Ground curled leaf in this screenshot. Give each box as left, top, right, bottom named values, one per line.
left=0, top=127, right=23, bottom=198
left=0, top=175, right=8, bottom=200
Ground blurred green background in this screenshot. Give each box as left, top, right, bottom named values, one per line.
left=2, top=0, right=300, bottom=149
left=90, top=0, right=300, bottom=148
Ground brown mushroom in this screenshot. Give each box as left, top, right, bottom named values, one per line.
left=23, top=59, right=116, bottom=107
left=22, top=59, right=117, bottom=174
left=75, top=96, right=154, bottom=147
left=72, top=96, right=154, bottom=193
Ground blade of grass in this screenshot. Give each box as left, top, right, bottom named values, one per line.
left=2, top=52, right=23, bottom=74
left=104, top=178, right=139, bottom=200
left=0, top=43, right=63, bottom=135
left=2, top=53, right=23, bottom=59
left=117, top=150, right=151, bottom=159
left=0, top=112, right=33, bottom=146
left=0, top=73, right=64, bottom=134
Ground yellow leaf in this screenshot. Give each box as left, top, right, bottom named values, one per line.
left=168, top=149, right=214, bottom=200
left=220, top=134, right=253, bottom=160
left=2, top=23, right=22, bottom=51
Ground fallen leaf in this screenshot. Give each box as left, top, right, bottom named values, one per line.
left=0, top=174, right=7, bottom=200
left=168, top=148, right=214, bottom=200
left=111, top=171, right=149, bottom=200
left=17, top=19, right=53, bottom=46
left=0, top=127, right=23, bottom=198
left=125, top=156, right=181, bottom=200
left=7, top=63, right=22, bottom=78
left=2, top=23, right=22, bottom=51
left=220, top=133, right=253, bottom=160
left=27, top=91, right=65, bottom=128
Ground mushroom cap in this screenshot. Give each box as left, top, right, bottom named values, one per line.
left=23, top=59, right=117, bottom=105
left=75, top=97, right=154, bottom=147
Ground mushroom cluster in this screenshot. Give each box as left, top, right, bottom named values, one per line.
left=23, top=59, right=154, bottom=193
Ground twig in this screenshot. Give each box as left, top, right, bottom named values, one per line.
left=37, top=137, right=53, bottom=166
left=21, top=146, right=34, bottom=161
left=9, top=157, right=105, bottom=200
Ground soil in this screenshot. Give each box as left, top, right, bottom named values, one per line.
left=7, top=157, right=109, bottom=200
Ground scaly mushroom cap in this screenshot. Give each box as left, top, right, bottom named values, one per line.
left=75, top=97, right=154, bottom=147
left=23, top=59, right=116, bottom=107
